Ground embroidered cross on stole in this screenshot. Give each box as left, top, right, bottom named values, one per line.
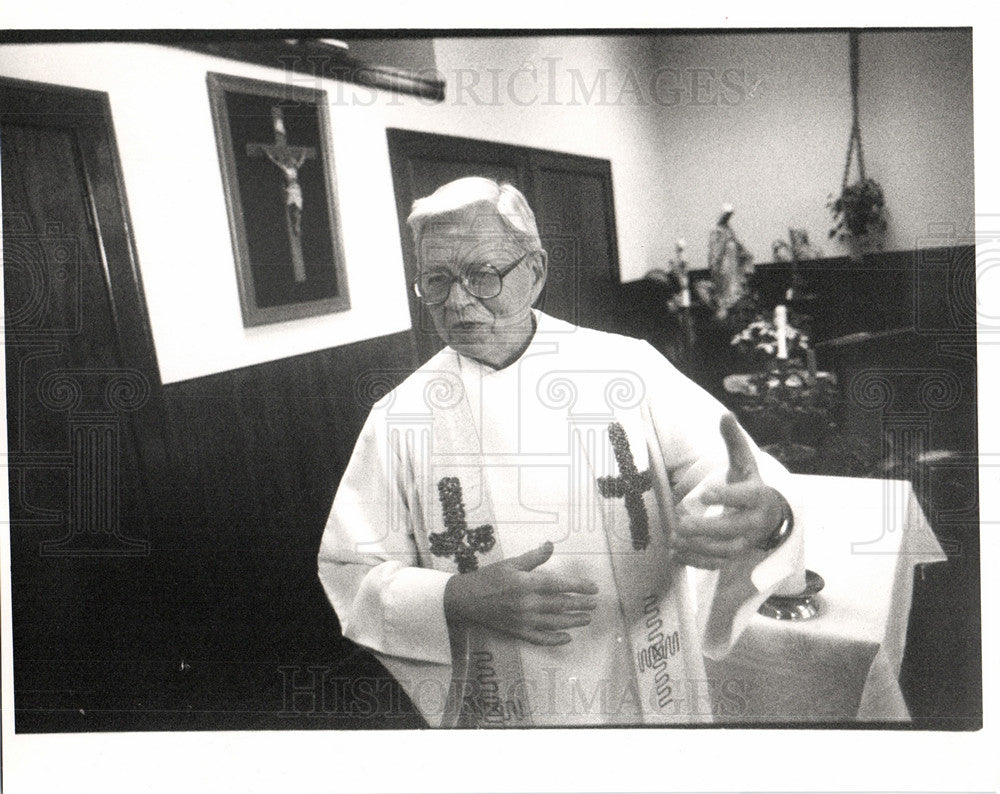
left=430, top=477, right=496, bottom=573
left=597, top=422, right=654, bottom=549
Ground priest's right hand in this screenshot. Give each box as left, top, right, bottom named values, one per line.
left=443, top=541, right=599, bottom=646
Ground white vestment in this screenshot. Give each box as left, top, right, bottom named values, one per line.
left=318, top=311, right=804, bottom=726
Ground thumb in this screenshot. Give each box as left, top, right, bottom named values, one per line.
left=720, top=412, right=759, bottom=483
left=509, top=541, right=554, bottom=572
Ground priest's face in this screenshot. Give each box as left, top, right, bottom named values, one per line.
left=416, top=205, right=546, bottom=368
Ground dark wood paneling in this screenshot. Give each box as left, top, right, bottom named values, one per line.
left=11, top=97, right=629, bottom=733
left=529, top=152, right=622, bottom=334
left=2, top=76, right=172, bottom=501
left=159, top=330, right=416, bottom=539
left=748, top=245, right=976, bottom=343
left=146, top=330, right=422, bottom=730
left=13, top=326, right=426, bottom=732
left=3, top=77, right=177, bottom=732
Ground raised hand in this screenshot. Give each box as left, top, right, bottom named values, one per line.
left=671, top=413, right=786, bottom=569
left=443, top=541, right=599, bottom=646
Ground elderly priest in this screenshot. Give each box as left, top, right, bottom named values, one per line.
left=318, top=177, right=805, bottom=726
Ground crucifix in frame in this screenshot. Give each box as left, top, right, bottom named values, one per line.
left=245, top=105, right=317, bottom=283
left=207, top=72, right=350, bottom=326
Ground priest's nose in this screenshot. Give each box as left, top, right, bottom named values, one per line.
left=444, top=277, right=478, bottom=311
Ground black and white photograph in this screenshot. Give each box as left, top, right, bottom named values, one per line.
left=0, top=13, right=996, bottom=794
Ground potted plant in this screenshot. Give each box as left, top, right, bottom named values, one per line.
left=827, top=177, right=887, bottom=257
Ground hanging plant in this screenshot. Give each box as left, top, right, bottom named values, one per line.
left=828, top=32, right=887, bottom=256
left=828, top=177, right=887, bottom=242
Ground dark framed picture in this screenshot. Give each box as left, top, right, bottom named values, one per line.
left=207, top=72, right=350, bottom=326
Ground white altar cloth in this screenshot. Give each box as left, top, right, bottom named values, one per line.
left=705, top=474, right=947, bottom=722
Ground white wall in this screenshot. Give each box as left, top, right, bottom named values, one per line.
left=641, top=32, right=851, bottom=273
left=0, top=32, right=974, bottom=383
left=857, top=29, right=975, bottom=250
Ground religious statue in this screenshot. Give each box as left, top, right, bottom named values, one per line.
left=666, top=238, right=691, bottom=313
left=246, top=105, right=317, bottom=283
left=266, top=149, right=308, bottom=239
left=771, top=228, right=821, bottom=301
left=707, top=204, right=754, bottom=321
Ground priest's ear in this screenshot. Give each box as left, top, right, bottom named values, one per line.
left=528, top=249, right=548, bottom=306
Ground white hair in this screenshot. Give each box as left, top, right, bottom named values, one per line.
left=407, top=177, right=542, bottom=256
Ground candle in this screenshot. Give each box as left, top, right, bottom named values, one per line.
left=806, top=349, right=817, bottom=381
left=271, top=106, right=286, bottom=137
left=774, top=305, right=788, bottom=360
left=675, top=239, right=690, bottom=307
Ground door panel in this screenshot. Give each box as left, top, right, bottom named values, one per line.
left=531, top=162, right=618, bottom=331
left=2, top=78, right=165, bottom=731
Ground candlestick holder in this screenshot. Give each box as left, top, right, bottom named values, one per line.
left=758, top=569, right=825, bottom=620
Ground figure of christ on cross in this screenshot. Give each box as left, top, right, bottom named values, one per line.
left=245, top=105, right=317, bottom=283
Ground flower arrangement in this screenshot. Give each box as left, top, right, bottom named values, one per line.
left=827, top=177, right=887, bottom=254
left=727, top=311, right=839, bottom=466
left=730, top=315, right=810, bottom=363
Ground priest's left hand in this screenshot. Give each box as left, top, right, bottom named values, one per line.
left=671, top=412, right=786, bottom=569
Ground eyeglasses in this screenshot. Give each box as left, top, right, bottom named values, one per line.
left=412, top=250, right=538, bottom=306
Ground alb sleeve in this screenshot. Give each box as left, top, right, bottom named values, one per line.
left=317, top=409, right=454, bottom=666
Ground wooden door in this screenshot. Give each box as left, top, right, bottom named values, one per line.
left=2, top=78, right=166, bottom=730
left=527, top=150, right=621, bottom=333
left=386, top=129, right=621, bottom=364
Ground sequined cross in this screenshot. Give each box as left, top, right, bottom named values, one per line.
left=597, top=422, right=653, bottom=550
left=430, top=477, right=497, bottom=573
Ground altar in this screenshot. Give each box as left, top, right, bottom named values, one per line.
left=705, top=474, right=947, bottom=722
